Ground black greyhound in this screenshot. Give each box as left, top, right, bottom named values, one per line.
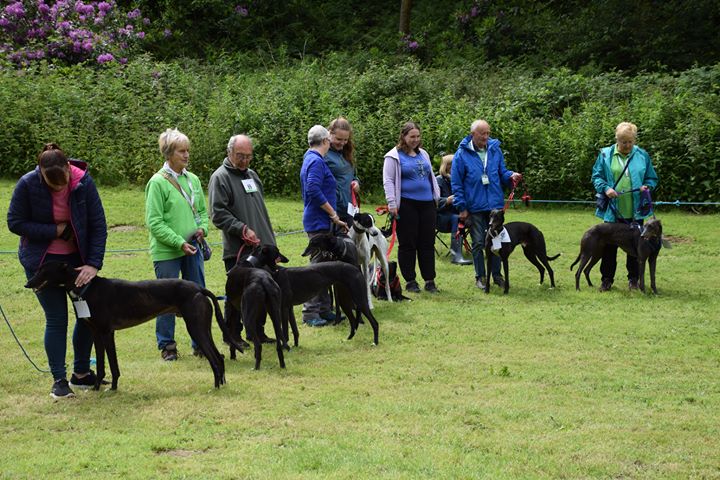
left=225, top=244, right=288, bottom=369
left=484, top=209, right=560, bottom=294
left=300, top=232, right=359, bottom=325
left=237, top=245, right=379, bottom=348
left=570, top=217, right=664, bottom=293
left=25, top=262, right=242, bottom=390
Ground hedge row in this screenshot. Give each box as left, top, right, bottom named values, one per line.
left=1, top=57, right=718, bottom=202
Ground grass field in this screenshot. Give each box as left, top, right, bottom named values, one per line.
left=0, top=179, right=718, bottom=479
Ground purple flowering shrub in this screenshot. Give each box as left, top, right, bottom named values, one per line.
left=0, top=0, right=148, bottom=66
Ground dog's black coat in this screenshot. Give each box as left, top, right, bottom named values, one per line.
left=245, top=247, right=379, bottom=347
left=301, top=232, right=360, bottom=325
left=484, top=209, right=560, bottom=294
left=301, top=233, right=358, bottom=266
left=225, top=245, right=287, bottom=369
left=25, top=262, right=240, bottom=390
left=570, top=218, right=663, bottom=293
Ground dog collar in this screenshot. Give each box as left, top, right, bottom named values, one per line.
left=68, top=281, right=92, bottom=301
left=244, top=255, right=261, bottom=268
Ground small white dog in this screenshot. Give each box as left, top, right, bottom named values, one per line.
left=348, top=212, right=393, bottom=308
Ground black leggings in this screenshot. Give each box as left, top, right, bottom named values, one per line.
left=396, top=198, right=436, bottom=283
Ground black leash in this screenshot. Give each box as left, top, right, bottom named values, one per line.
left=1, top=302, right=50, bottom=374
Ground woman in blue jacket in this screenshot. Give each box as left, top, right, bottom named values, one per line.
left=591, top=122, right=658, bottom=291
left=7, top=144, right=107, bottom=398
left=300, top=125, right=348, bottom=326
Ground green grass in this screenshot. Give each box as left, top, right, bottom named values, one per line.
left=0, top=179, right=718, bottom=479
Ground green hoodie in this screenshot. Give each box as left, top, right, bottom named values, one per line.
left=145, top=168, right=209, bottom=261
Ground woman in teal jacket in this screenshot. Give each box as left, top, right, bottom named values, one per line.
left=591, top=122, right=658, bottom=291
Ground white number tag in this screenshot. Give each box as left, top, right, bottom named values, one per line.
left=242, top=178, right=258, bottom=193
left=73, top=300, right=91, bottom=319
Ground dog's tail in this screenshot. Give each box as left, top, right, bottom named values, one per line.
left=569, top=253, right=581, bottom=271
left=548, top=253, right=561, bottom=261
left=202, top=288, right=245, bottom=353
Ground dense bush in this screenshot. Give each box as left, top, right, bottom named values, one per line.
left=1, top=58, right=718, bottom=203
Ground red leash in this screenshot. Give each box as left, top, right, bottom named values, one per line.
left=235, top=225, right=261, bottom=263
left=374, top=205, right=397, bottom=260
left=504, top=176, right=532, bottom=211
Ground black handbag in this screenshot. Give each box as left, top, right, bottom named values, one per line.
left=198, top=237, right=212, bottom=261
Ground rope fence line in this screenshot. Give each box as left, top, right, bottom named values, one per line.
left=1, top=200, right=718, bottom=256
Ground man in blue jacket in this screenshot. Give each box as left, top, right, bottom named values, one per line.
left=451, top=120, right=522, bottom=289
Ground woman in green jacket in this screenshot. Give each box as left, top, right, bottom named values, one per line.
left=145, top=128, right=209, bottom=360
left=591, top=122, right=658, bottom=291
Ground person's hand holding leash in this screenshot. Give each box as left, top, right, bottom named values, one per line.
left=182, top=242, right=198, bottom=256
left=605, top=187, right=619, bottom=198
left=511, top=172, right=523, bottom=183
left=74, top=265, right=98, bottom=287
left=459, top=209, right=469, bottom=222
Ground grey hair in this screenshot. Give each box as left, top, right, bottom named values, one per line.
left=158, top=128, right=189, bottom=160
left=226, top=134, right=253, bottom=155
left=470, top=119, right=489, bottom=132
left=307, top=125, right=330, bottom=147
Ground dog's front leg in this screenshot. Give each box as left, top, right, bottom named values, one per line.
left=91, top=333, right=106, bottom=390
left=648, top=253, right=658, bottom=294
left=484, top=247, right=492, bottom=294
left=103, top=331, right=121, bottom=390
left=502, top=256, right=510, bottom=294
left=638, top=256, right=647, bottom=293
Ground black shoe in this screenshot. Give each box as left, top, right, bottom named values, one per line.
left=599, top=279, right=613, bottom=292
left=493, top=275, right=505, bottom=288
left=406, top=281, right=420, bottom=293
left=424, top=281, right=439, bottom=293
left=161, top=343, right=178, bottom=361
left=51, top=378, right=75, bottom=399
left=70, top=370, right=109, bottom=389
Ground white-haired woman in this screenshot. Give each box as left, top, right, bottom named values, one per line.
left=591, top=121, right=658, bottom=291
left=145, top=128, right=209, bottom=359
left=299, top=125, right=348, bottom=327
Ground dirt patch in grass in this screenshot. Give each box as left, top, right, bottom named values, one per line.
left=664, top=235, right=693, bottom=244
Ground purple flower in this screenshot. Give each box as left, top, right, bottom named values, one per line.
left=137, top=31, right=145, bottom=39
left=97, top=53, right=114, bottom=63
left=94, top=17, right=104, bottom=25
left=38, top=3, right=51, bottom=15
left=97, top=2, right=112, bottom=13
left=82, top=40, right=93, bottom=52
left=119, top=57, right=127, bottom=64
left=0, top=18, right=12, bottom=29
left=127, top=8, right=141, bottom=19
left=4, top=2, right=25, bottom=18
left=163, top=28, right=172, bottom=38
left=143, top=17, right=150, bottom=25
left=235, top=5, right=249, bottom=16
left=470, top=6, right=479, bottom=17
left=408, top=41, right=419, bottom=51
left=151, top=71, right=161, bottom=79
left=59, top=21, right=71, bottom=30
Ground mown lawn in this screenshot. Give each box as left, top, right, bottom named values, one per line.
left=0, top=179, right=718, bottom=479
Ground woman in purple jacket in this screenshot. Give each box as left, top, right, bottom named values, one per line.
left=382, top=121, right=441, bottom=294
left=7, top=143, right=107, bottom=399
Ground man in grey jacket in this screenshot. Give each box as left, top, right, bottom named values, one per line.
left=208, top=134, right=276, bottom=344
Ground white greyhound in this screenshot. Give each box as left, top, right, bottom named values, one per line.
left=348, top=213, right=393, bottom=308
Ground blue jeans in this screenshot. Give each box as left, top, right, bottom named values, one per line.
left=153, top=249, right=205, bottom=350
left=468, top=211, right=500, bottom=280
left=24, top=253, right=93, bottom=381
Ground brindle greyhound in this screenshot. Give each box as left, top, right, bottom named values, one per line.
left=570, top=217, right=664, bottom=293
left=25, top=262, right=241, bottom=390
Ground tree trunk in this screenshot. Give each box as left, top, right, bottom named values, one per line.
left=399, top=0, right=412, bottom=34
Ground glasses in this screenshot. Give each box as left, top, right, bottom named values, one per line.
left=234, top=153, right=253, bottom=161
